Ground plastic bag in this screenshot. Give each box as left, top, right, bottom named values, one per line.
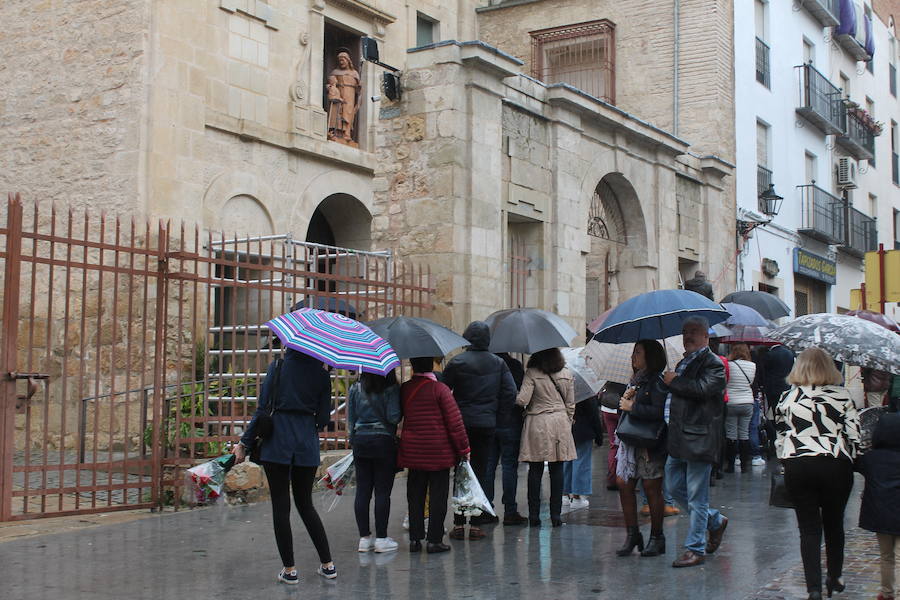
left=183, top=454, right=236, bottom=506
left=451, top=460, right=496, bottom=517
left=319, top=452, right=355, bottom=512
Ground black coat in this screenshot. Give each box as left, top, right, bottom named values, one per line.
left=859, top=413, right=900, bottom=535
left=443, top=321, right=517, bottom=430
left=572, top=396, right=604, bottom=445
left=496, top=352, right=525, bottom=429
left=763, top=345, right=795, bottom=409
left=665, top=348, right=727, bottom=464
left=627, top=372, right=668, bottom=456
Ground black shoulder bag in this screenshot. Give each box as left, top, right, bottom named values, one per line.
left=249, top=358, right=283, bottom=465
left=615, top=378, right=666, bottom=448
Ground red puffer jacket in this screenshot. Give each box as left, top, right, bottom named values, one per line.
left=398, top=376, right=470, bottom=471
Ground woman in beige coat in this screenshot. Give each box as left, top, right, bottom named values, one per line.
left=516, top=347, right=577, bottom=527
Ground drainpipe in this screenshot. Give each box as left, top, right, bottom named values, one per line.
left=673, top=0, right=680, bottom=136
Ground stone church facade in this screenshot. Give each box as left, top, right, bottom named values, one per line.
left=0, top=0, right=735, bottom=337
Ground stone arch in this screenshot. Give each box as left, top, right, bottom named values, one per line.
left=289, top=168, right=373, bottom=239
left=202, top=170, right=277, bottom=235
left=584, top=172, right=650, bottom=320
left=306, top=192, right=372, bottom=250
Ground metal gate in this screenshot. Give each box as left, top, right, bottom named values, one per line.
left=0, top=193, right=432, bottom=520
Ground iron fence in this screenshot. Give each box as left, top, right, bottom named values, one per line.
left=797, top=184, right=846, bottom=245
left=796, top=63, right=845, bottom=135
left=842, top=206, right=877, bottom=257
left=756, top=37, right=771, bottom=88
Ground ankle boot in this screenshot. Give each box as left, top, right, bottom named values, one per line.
left=640, top=533, right=666, bottom=557
left=738, top=440, right=752, bottom=472
left=723, top=440, right=737, bottom=473
left=616, top=526, right=644, bottom=556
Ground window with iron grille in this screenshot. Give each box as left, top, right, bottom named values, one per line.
left=531, top=20, right=615, bottom=104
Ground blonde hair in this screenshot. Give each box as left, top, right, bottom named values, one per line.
left=787, top=347, right=843, bottom=386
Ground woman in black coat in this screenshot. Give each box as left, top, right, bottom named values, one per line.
left=233, top=349, right=336, bottom=584
left=858, top=413, right=900, bottom=600
left=615, top=339, right=669, bottom=558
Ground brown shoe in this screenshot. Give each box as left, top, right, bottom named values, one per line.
left=705, top=516, right=728, bottom=554
left=640, top=504, right=650, bottom=516
left=448, top=526, right=466, bottom=540
left=468, top=526, right=486, bottom=540
left=664, top=505, right=680, bottom=517
left=672, top=550, right=705, bottom=568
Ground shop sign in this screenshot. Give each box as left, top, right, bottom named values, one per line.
left=793, top=248, right=836, bottom=285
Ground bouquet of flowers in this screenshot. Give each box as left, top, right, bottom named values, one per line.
left=183, top=454, right=236, bottom=506
left=451, top=459, right=496, bottom=518
left=319, top=452, right=355, bottom=512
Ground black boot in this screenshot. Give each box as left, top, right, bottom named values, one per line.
left=616, top=526, right=645, bottom=556
left=738, top=440, right=752, bottom=472
left=723, top=440, right=737, bottom=473
left=640, top=533, right=666, bottom=557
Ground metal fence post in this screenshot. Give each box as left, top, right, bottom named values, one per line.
left=1, top=193, right=23, bottom=521
left=150, top=221, right=169, bottom=510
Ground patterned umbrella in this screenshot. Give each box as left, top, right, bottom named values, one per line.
left=265, top=308, right=400, bottom=375
left=581, top=337, right=685, bottom=385
left=845, top=309, right=900, bottom=333
left=767, top=313, right=900, bottom=373
left=560, top=347, right=606, bottom=402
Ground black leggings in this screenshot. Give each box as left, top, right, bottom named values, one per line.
left=783, top=456, right=854, bottom=593
left=527, top=461, right=564, bottom=522
left=354, top=449, right=397, bottom=538
left=263, top=463, right=331, bottom=567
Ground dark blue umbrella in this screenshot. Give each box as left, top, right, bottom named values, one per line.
left=592, top=290, right=731, bottom=344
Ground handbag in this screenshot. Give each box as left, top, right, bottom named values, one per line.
left=249, top=358, right=283, bottom=465
left=769, top=468, right=795, bottom=509
left=615, top=412, right=665, bottom=448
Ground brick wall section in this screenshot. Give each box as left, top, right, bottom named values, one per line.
left=0, top=0, right=150, bottom=211
left=873, top=0, right=900, bottom=26
left=476, top=0, right=735, bottom=162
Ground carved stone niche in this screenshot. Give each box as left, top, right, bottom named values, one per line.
left=290, top=31, right=328, bottom=139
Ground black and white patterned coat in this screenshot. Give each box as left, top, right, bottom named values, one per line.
left=775, top=385, right=860, bottom=461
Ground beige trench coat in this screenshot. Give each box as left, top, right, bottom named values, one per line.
left=516, top=367, right=577, bottom=462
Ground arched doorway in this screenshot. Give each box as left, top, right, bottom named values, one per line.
left=585, top=174, right=647, bottom=323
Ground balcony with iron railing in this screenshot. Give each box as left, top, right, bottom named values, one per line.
left=893, top=152, right=899, bottom=185
left=795, top=64, right=845, bottom=135
left=836, top=108, right=876, bottom=160
left=756, top=37, right=770, bottom=88
left=840, top=205, right=877, bottom=257
left=891, top=63, right=897, bottom=97
left=797, top=183, right=846, bottom=244
left=802, top=0, right=840, bottom=27
left=757, top=165, right=772, bottom=197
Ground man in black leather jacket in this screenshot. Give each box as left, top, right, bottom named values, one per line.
left=442, top=321, right=517, bottom=538
left=662, top=316, right=729, bottom=568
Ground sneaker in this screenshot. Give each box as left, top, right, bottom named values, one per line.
left=402, top=514, right=410, bottom=530
left=317, top=564, right=337, bottom=580
left=277, top=568, right=299, bottom=585
left=562, top=496, right=572, bottom=508
left=374, top=537, right=399, bottom=553
left=570, top=498, right=589, bottom=510
left=752, top=456, right=766, bottom=467
left=358, top=536, right=374, bottom=552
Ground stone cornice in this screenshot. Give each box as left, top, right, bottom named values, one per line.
left=319, top=0, right=397, bottom=25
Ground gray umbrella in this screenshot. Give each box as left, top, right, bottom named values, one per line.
left=364, top=316, right=469, bottom=359
left=561, top=347, right=605, bottom=402
left=484, top=308, right=578, bottom=354
left=768, top=313, right=900, bottom=373
left=720, top=291, right=791, bottom=320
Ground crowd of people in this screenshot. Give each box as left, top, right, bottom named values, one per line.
left=231, top=316, right=900, bottom=600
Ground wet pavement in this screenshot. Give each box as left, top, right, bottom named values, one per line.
left=0, top=449, right=880, bottom=600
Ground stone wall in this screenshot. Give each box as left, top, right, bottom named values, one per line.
left=0, top=0, right=150, bottom=212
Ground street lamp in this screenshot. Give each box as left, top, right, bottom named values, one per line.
left=738, top=183, right=783, bottom=237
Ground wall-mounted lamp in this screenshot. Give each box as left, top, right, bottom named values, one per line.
left=738, top=183, right=783, bottom=237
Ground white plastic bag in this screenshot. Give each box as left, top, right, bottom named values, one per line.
left=450, top=460, right=496, bottom=517
left=183, top=454, right=235, bottom=506
left=319, top=452, right=355, bottom=512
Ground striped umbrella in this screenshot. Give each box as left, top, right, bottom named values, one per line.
left=265, top=308, right=400, bottom=375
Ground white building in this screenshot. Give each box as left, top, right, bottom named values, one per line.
left=735, top=0, right=900, bottom=323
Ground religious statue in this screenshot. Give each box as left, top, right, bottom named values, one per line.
left=326, top=49, right=361, bottom=147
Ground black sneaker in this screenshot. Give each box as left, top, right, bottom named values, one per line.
left=277, top=568, right=299, bottom=585
left=470, top=513, right=499, bottom=526
left=317, top=564, right=337, bottom=579
left=503, top=512, right=528, bottom=526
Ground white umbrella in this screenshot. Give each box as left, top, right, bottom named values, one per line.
left=581, top=337, right=685, bottom=385
left=560, top=347, right=606, bottom=402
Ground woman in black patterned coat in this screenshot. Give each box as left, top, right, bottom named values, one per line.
left=775, top=347, right=860, bottom=600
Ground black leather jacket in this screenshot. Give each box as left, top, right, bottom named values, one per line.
left=665, top=348, right=727, bottom=464
left=443, top=321, right=517, bottom=429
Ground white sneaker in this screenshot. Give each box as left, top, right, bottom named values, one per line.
left=402, top=514, right=409, bottom=530
left=562, top=496, right=571, bottom=507
left=570, top=498, right=589, bottom=510
left=358, top=536, right=374, bottom=552
left=374, top=537, right=399, bottom=553
left=752, top=456, right=766, bottom=467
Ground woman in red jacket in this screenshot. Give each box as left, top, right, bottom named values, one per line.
left=399, top=356, right=470, bottom=554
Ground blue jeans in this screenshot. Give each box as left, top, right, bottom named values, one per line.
left=665, top=456, right=725, bottom=554
left=749, top=398, right=762, bottom=456
left=485, top=426, right=521, bottom=513
left=563, top=438, right=594, bottom=496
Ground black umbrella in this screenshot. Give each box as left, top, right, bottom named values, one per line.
left=719, top=290, right=791, bottom=320
left=485, top=308, right=578, bottom=354
left=365, top=316, right=469, bottom=359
